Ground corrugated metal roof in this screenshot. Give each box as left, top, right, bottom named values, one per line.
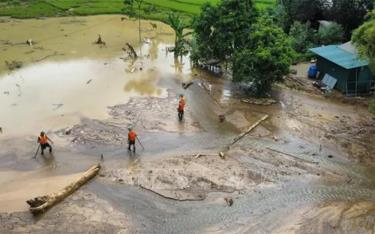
left=309, top=44, right=368, bottom=69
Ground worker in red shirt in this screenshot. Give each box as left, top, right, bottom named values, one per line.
left=177, top=94, right=185, bottom=121
left=37, top=131, right=53, bottom=155
left=128, top=127, right=137, bottom=152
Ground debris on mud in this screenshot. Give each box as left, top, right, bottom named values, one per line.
left=34, top=52, right=64, bottom=62
left=94, top=34, right=106, bottom=47
left=224, top=197, right=233, bottom=206
left=182, top=81, right=193, bottom=90
left=241, top=98, right=277, bottom=106
left=102, top=154, right=256, bottom=201
left=124, top=43, right=138, bottom=59
left=5, top=60, right=23, bottom=70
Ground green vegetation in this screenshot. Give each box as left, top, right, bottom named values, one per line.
left=192, top=0, right=294, bottom=97
left=0, top=0, right=275, bottom=22
left=232, top=16, right=294, bottom=96
left=166, top=13, right=192, bottom=58
left=353, top=10, right=375, bottom=113
left=268, top=0, right=373, bottom=61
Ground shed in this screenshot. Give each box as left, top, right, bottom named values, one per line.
left=309, top=42, right=374, bottom=96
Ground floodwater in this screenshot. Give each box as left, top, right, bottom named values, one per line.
left=0, top=15, right=184, bottom=136
left=0, top=15, right=375, bottom=234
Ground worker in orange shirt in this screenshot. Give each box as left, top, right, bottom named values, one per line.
left=37, top=131, right=53, bottom=155
left=128, top=127, right=137, bottom=152
left=177, top=94, right=185, bottom=121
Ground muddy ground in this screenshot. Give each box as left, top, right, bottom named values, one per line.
left=0, top=15, right=375, bottom=233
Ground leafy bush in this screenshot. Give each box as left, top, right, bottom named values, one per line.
left=289, top=21, right=316, bottom=54
left=232, top=16, right=295, bottom=97
left=317, top=22, right=344, bottom=45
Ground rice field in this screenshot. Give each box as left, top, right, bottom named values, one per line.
left=0, top=0, right=276, bottom=20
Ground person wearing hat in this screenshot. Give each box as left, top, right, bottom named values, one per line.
left=37, top=131, right=53, bottom=155
left=128, top=127, right=137, bottom=152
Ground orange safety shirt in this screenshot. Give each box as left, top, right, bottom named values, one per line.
left=128, top=131, right=137, bottom=141
left=178, top=98, right=185, bottom=111
left=39, top=135, right=48, bottom=144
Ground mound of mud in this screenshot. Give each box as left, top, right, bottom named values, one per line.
left=103, top=154, right=257, bottom=201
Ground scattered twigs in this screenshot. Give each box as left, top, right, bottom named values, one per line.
left=34, top=52, right=64, bottom=62
left=266, top=147, right=319, bottom=165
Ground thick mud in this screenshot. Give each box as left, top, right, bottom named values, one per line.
left=0, top=15, right=375, bottom=234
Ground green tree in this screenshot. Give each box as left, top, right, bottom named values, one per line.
left=317, top=22, right=344, bottom=45
left=277, top=0, right=329, bottom=30
left=193, top=0, right=257, bottom=64
left=233, top=16, right=295, bottom=97
left=289, top=21, right=316, bottom=54
left=167, top=13, right=192, bottom=58
left=329, top=0, right=374, bottom=40
left=353, top=10, right=375, bottom=113
left=353, top=10, right=375, bottom=70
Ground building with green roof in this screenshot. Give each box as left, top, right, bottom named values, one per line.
left=309, top=42, right=374, bottom=96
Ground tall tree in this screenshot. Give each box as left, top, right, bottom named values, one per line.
left=277, top=0, right=329, bottom=30
left=353, top=10, right=375, bottom=71
left=329, top=0, right=374, bottom=39
left=167, top=13, right=192, bottom=58
left=352, top=10, right=375, bottom=112
left=232, top=16, right=295, bottom=96
left=193, top=0, right=257, bottom=63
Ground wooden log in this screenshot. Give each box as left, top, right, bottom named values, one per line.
left=229, top=114, right=269, bottom=146
left=26, top=164, right=101, bottom=215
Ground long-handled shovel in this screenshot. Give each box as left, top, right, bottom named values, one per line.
left=33, top=144, right=41, bottom=159
left=136, top=136, right=145, bottom=150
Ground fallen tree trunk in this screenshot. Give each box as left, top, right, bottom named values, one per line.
left=26, top=163, right=101, bottom=215
left=125, top=43, right=137, bottom=58
left=229, top=114, right=269, bottom=147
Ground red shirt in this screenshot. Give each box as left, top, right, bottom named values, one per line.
left=128, top=131, right=137, bottom=141
left=178, top=98, right=185, bottom=111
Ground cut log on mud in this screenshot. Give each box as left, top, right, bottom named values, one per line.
left=229, top=114, right=269, bottom=147
left=125, top=43, right=137, bottom=58
left=182, top=81, right=193, bottom=90
left=26, top=164, right=101, bottom=215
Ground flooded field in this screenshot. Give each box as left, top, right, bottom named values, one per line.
left=1, top=15, right=375, bottom=233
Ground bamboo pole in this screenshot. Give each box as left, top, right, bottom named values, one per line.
left=229, top=114, right=269, bottom=147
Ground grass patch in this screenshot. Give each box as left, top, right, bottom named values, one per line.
left=0, top=0, right=275, bottom=20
